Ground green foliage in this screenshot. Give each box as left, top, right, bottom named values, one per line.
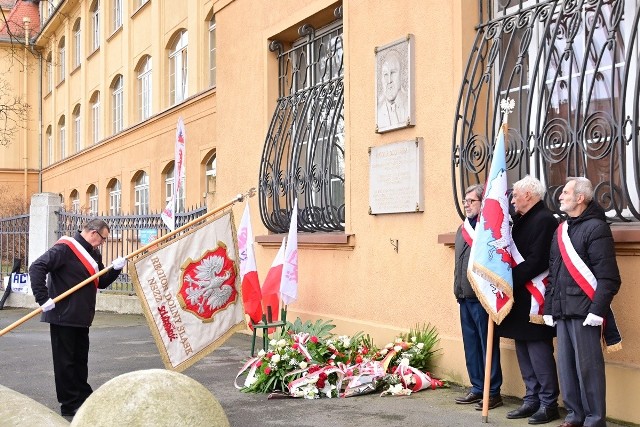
left=397, top=323, right=441, bottom=372
left=283, top=317, right=336, bottom=340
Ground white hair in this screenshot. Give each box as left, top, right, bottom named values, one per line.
left=513, top=175, right=546, bottom=200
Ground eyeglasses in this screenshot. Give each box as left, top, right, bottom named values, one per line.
left=95, top=230, right=108, bottom=242
left=462, top=199, right=481, bottom=205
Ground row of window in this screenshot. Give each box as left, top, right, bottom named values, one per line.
left=44, top=4, right=216, bottom=165
left=66, top=154, right=217, bottom=215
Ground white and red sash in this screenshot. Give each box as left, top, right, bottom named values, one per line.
left=57, top=236, right=100, bottom=288
left=557, top=222, right=596, bottom=299
left=461, top=218, right=475, bottom=247
left=510, top=242, right=548, bottom=324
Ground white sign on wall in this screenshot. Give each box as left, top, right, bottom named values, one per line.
left=369, top=138, right=424, bottom=214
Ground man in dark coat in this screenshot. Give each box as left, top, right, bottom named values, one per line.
left=497, top=176, right=560, bottom=424
left=453, top=184, right=503, bottom=410
left=30, top=219, right=126, bottom=418
left=544, top=177, right=621, bottom=427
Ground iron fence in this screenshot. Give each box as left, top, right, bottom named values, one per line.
left=0, top=214, right=29, bottom=282
left=56, top=206, right=207, bottom=294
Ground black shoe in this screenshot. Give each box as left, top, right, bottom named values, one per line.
left=527, top=406, right=560, bottom=425
left=455, top=391, right=482, bottom=404
left=474, top=395, right=503, bottom=410
left=506, top=403, right=540, bottom=419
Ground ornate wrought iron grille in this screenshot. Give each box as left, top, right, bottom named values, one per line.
left=0, top=214, right=29, bottom=278
left=453, top=0, right=640, bottom=221
left=259, top=7, right=345, bottom=233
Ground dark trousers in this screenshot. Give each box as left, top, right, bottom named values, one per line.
left=50, top=324, right=93, bottom=415
left=459, top=298, right=502, bottom=396
left=514, top=338, right=559, bottom=408
left=556, top=319, right=606, bottom=427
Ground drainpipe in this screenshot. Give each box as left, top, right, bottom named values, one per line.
left=23, top=16, right=30, bottom=208
left=38, top=42, right=42, bottom=192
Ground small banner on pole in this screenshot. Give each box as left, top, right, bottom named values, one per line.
left=130, top=211, right=245, bottom=371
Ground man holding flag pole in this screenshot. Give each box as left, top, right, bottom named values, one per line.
left=468, top=98, right=516, bottom=421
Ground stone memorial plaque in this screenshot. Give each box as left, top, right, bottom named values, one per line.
left=369, top=138, right=424, bottom=214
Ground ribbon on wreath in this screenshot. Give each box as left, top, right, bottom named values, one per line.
left=291, top=332, right=312, bottom=361
left=234, top=356, right=261, bottom=389
left=286, top=365, right=346, bottom=398
left=393, top=363, right=443, bottom=392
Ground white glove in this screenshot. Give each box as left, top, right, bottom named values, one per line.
left=543, top=315, right=555, bottom=327
left=41, top=298, right=55, bottom=312
left=583, top=313, right=603, bottom=327
left=112, top=257, right=127, bottom=270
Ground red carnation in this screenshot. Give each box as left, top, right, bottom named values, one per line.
left=355, top=355, right=363, bottom=364
left=264, top=367, right=272, bottom=375
left=310, top=336, right=318, bottom=344
left=292, top=343, right=299, bottom=350
left=266, top=352, right=274, bottom=359
left=316, top=379, right=326, bottom=389
left=256, top=360, right=263, bottom=367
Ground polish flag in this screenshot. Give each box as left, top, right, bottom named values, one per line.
left=237, top=203, right=262, bottom=327
left=261, top=238, right=284, bottom=329
left=280, top=198, right=298, bottom=305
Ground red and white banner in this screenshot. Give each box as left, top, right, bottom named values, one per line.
left=238, top=203, right=263, bottom=326
left=131, top=211, right=245, bottom=371
left=510, top=242, right=548, bottom=324
left=281, top=198, right=298, bottom=305
left=161, top=117, right=187, bottom=231
left=261, top=238, right=284, bottom=327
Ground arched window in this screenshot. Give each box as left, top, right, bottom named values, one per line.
left=205, top=151, right=216, bottom=194
left=111, top=75, right=124, bottom=133
left=133, top=171, right=149, bottom=215
left=168, top=29, right=188, bottom=105
left=46, top=52, right=52, bottom=92
left=46, top=125, right=53, bottom=165
left=136, top=55, right=152, bottom=120
left=73, top=104, right=81, bottom=153
left=90, top=0, right=100, bottom=51
left=90, top=91, right=100, bottom=144
left=58, top=115, right=66, bottom=159
left=73, top=18, right=81, bottom=68
left=108, top=178, right=121, bottom=215
left=208, top=15, right=216, bottom=87
left=87, top=185, right=98, bottom=215
left=112, top=0, right=122, bottom=32
left=70, top=189, right=80, bottom=213
left=58, top=37, right=66, bottom=82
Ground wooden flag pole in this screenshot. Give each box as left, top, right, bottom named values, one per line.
left=0, top=188, right=256, bottom=338
left=481, top=320, right=495, bottom=422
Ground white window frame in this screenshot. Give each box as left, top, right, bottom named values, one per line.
left=89, top=186, right=99, bottom=215
left=46, top=54, right=52, bottom=92
left=109, top=180, right=121, bottom=216
left=59, top=38, right=66, bottom=82
left=59, top=118, right=66, bottom=159
left=169, top=30, right=188, bottom=105
left=71, top=191, right=80, bottom=213
left=112, top=0, right=122, bottom=32
left=73, top=105, right=81, bottom=153
left=73, top=20, right=81, bottom=68
left=205, top=153, right=216, bottom=193
left=134, top=172, right=149, bottom=215
left=112, top=75, right=124, bottom=133
left=47, top=127, right=53, bottom=165
left=91, top=93, right=101, bottom=144
left=209, top=17, right=216, bottom=87
left=91, top=0, right=100, bottom=51
left=138, top=56, right=152, bottom=120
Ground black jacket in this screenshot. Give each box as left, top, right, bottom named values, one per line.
left=29, top=232, right=121, bottom=328
left=545, top=202, right=621, bottom=319
left=496, top=201, right=557, bottom=340
left=453, top=217, right=479, bottom=299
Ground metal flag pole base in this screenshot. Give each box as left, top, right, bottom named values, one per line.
left=0, top=188, right=256, bottom=338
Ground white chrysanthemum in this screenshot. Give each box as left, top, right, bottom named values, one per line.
left=380, top=348, right=388, bottom=355
left=277, top=339, right=287, bottom=348
left=271, top=354, right=281, bottom=363
left=258, top=349, right=266, bottom=357
left=269, top=339, right=277, bottom=346
left=411, top=336, right=417, bottom=342
left=394, top=345, right=402, bottom=352
left=342, top=337, right=351, bottom=347
left=299, top=361, right=308, bottom=369
left=417, top=342, right=425, bottom=349
left=281, top=353, right=290, bottom=361
left=400, top=358, right=410, bottom=367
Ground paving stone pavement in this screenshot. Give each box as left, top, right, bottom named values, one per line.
left=0, top=308, right=629, bottom=427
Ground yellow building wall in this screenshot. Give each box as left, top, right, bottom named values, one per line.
left=31, top=0, right=640, bottom=423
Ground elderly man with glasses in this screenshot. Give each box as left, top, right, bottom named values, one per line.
left=453, top=184, right=504, bottom=410
left=30, top=219, right=127, bottom=419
